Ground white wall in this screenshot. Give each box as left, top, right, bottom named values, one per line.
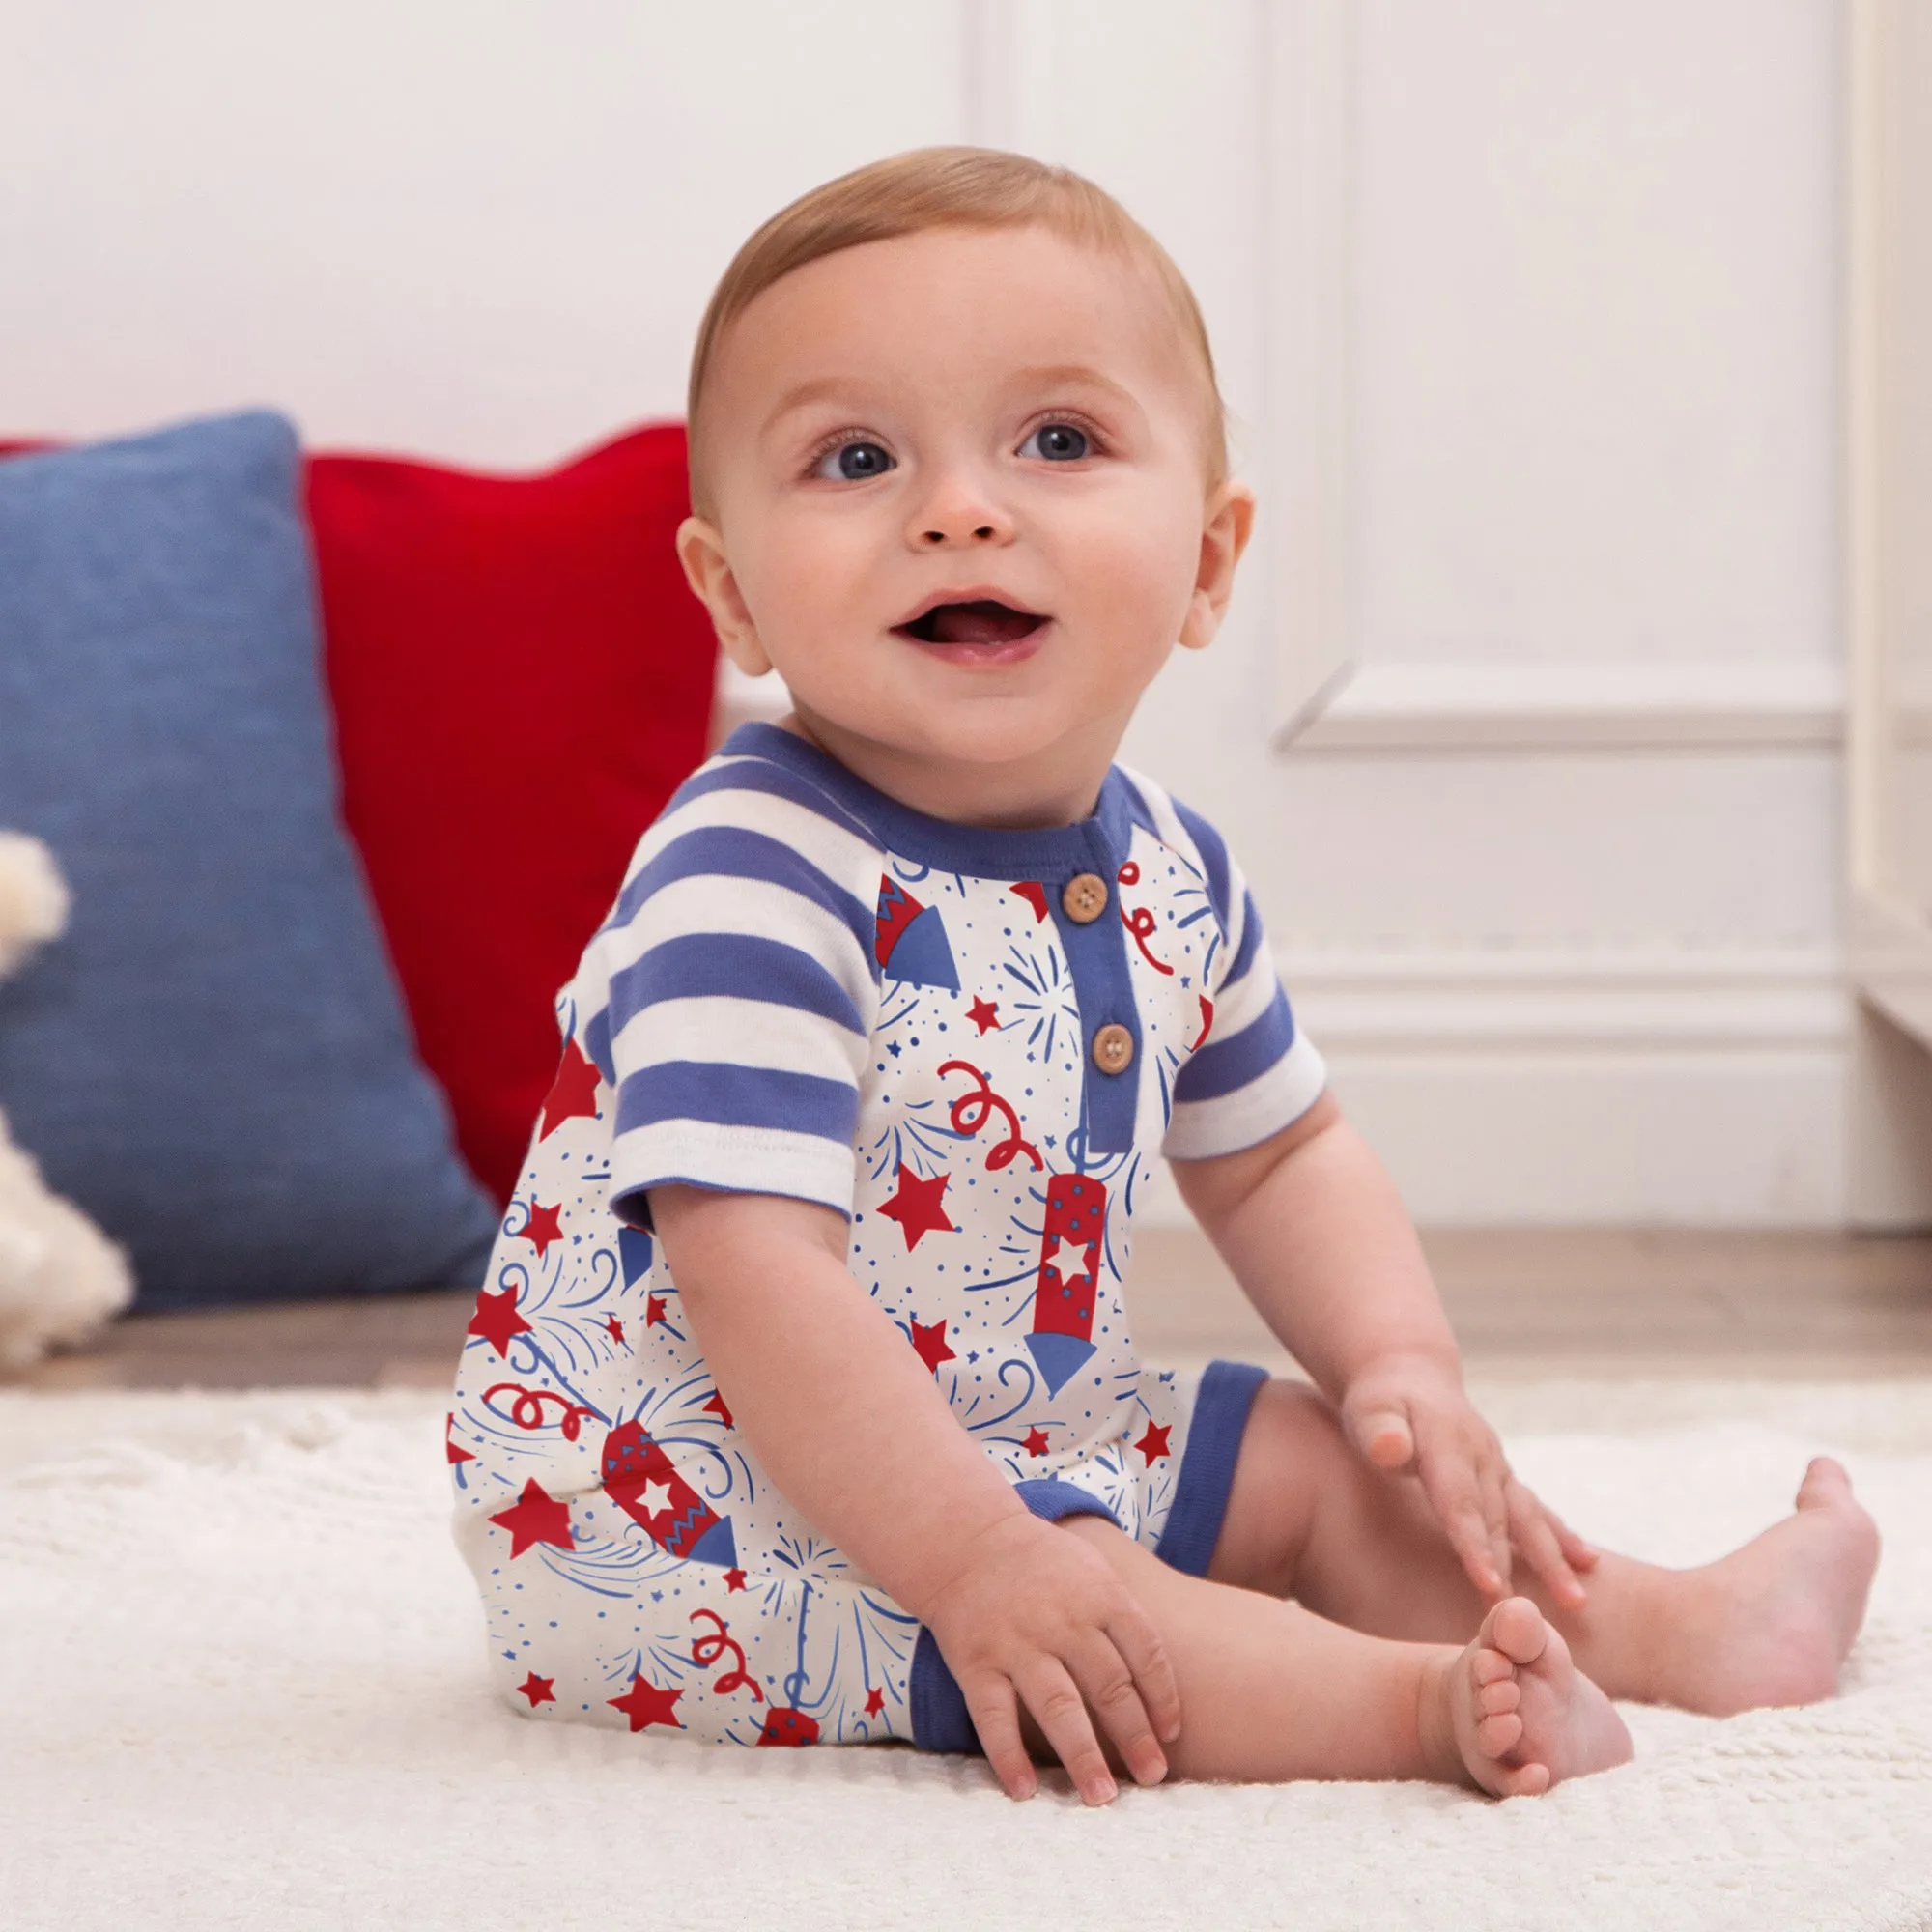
left=0, top=0, right=1856, bottom=1224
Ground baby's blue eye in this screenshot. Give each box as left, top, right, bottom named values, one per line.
left=1021, top=422, right=1090, bottom=462
left=816, top=440, right=895, bottom=481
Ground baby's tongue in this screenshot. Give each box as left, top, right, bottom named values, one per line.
left=925, top=600, right=1037, bottom=645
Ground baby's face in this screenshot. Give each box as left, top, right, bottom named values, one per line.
left=681, top=223, right=1251, bottom=825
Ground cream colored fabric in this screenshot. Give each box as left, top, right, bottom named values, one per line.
left=2, top=1384, right=1928, bottom=1931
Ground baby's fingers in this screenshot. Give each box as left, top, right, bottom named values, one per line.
left=963, top=1677, right=1037, bottom=1802
left=1428, top=1462, right=1507, bottom=1598
left=1070, top=1625, right=1172, bottom=1789
left=1505, top=1477, right=1586, bottom=1609
left=1545, top=1501, right=1601, bottom=1573
left=1016, top=1658, right=1118, bottom=1806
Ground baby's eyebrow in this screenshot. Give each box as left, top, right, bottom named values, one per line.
left=759, top=377, right=876, bottom=440
left=1004, top=364, right=1141, bottom=411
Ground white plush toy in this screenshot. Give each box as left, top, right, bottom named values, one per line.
left=0, top=832, right=133, bottom=1370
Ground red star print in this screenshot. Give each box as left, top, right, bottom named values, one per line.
left=488, top=1478, right=576, bottom=1558
left=909, top=1318, right=956, bottom=1375
left=723, top=1568, right=748, bottom=1593
left=865, top=1687, right=886, bottom=1717
left=444, top=1413, right=474, bottom=1465
left=538, top=1038, right=602, bottom=1139
left=1022, top=1427, right=1050, bottom=1458
left=1010, top=881, right=1050, bottom=922
left=1134, top=1422, right=1173, bottom=1466
left=517, top=1672, right=555, bottom=1708
left=514, top=1199, right=563, bottom=1258
left=608, top=1673, right=684, bottom=1733
left=877, top=1164, right=955, bottom=1250
left=703, top=1390, right=734, bottom=1429
left=603, top=1314, right=626, bottom=1346
left=467, top=1286, right=531, bottom=1359
left=645, top=1294, right=668, bottom=1326
left=967, top=996, right=1000, bottom=1034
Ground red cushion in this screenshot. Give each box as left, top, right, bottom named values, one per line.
left=306, top=426, right=715, bottom=1205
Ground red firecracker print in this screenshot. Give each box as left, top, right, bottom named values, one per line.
left=482, top=1382, right=596, bottom=1442
left=467, top=1286, right=531, bottom=1359
left=445, top=1413, right=475, bottom=1465
left=601, top=1421, right=739, bottom=1568
left=488, top=1479, right=576, bottom=1558
left=938, top=1061, right=1042, bottom=1172
left=538, top=1037, right=602, bottom=1139
left=876, top=1163, right=956, bottom=1249
left=1024, top=1173, right=1107, bottom=1396
left=690, top=1609, right=764, bottom=1702
left=703, top=1389, right=734, bottom=1429
left=757, top=1708, right=821, bottom=1747
left=608, top=1673, right=684, bottom=1733
left=1117, top=861, right=1174, bottom=975
left=1010, top=881, right=1050, bottom=922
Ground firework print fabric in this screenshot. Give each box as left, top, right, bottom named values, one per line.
left=450, top=723, right=1325, bottom=1751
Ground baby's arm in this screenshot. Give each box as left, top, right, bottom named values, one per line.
left=1172, top=1095, right=1595, bottom=1606
left=650, top=1184, right=1180, bottom=1804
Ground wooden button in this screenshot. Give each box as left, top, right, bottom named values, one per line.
left=1091, top=1023, right=1135, bottom=1074
left=1062, top=872, right=1109, bottom=923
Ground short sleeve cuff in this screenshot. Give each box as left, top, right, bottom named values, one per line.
left=609, top=1121, right=857, bottom=1228
left=1161, top=1030, right=1327, bottom=1162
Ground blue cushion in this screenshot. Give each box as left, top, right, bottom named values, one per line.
left=0, top=412, right=498, bottom=1307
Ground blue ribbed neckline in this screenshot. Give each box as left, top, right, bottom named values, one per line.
left=720, top=722, right=1136, bottom=881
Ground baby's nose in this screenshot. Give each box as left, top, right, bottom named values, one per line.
left=921, top=522, right=999, bottom=545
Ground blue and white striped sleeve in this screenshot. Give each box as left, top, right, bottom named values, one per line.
left=1160, top=798, right=1327, bottom=1161
left=577, top=757, right=885, bottom=1228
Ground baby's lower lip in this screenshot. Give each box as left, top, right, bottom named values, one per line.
left=896, top=622, right=1049, bottom=668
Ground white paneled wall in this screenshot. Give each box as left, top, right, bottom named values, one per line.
left=0, top=0, right=1857, bottom=1223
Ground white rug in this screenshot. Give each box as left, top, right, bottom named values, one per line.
left=2, top=1383, right=1929, bottom=1932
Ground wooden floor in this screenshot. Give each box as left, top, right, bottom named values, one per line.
left=14, top=1229, right=1932, bottom=1392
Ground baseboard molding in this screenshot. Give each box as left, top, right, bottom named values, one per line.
left=1136, top=945, right=1854, bottom=1229
left=1289, top=659, right=1845, bottom=753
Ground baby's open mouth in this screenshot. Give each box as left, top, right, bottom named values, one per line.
left=895, top=600, right=1046, bottom=646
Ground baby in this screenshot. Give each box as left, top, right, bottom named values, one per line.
left=450, top=147, right=1879, bottom=1803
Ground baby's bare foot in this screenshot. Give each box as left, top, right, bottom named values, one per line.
left=1428, top=1597, right=1633, bottom=1798
left=1662, top=1457, right=1880, bottom=1717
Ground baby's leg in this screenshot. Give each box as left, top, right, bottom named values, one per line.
left=1034, top=1519, right=1630, bottom=1793
left=1212, top=1380, right=1880, bottom=1716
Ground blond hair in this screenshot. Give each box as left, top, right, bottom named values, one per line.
left=686, top=146, right=1228, bottom=513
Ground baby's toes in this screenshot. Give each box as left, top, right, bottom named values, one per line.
left=1476, top=1676, right=1520, bottom=1719
left=1475, top=1709, right=1524, bottom=1756
left=1470, top=1647, right=1516, bottom=1689
left=1493, top=1759, right=1552, bottom=1799
left=1478, top=1596, right=1550, bottom=1669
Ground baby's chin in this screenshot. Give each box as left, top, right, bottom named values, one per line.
left=791, top=696, right=1129, bottom=817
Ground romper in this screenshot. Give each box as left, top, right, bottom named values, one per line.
left=449, top=722, right=1326, bottom=1752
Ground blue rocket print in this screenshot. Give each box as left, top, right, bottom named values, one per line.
left=874, top=876, right=959, bottom=990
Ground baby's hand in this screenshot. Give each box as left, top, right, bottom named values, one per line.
left=1340, top=1353, right=1599, bottom=1609
left=915, top=1512, right=1180, bottom=1805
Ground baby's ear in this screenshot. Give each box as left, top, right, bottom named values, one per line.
left=1179, top=481, right=1256, bottom=653
left=676, top=516, right=773, bottom=677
